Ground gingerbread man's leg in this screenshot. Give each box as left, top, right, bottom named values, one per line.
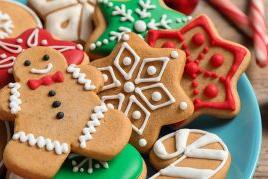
left=71, top=108, right=132, bottom=161
left=4, top=140, right=69, bottom=179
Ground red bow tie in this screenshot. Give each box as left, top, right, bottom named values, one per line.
left=27, top=71, right=64, bottom=90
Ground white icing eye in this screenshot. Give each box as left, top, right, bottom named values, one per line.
left=139, top=138, right=147, bottom=147
left=171, top=51, right=179, bottom=59
left=152, top=91, right=162, bottom=102
left=179, top=102, right=188, bottom=110
left=132, top=110, right=141, bottom=120
left=147, top=65, right=157, bottom=76
left=123, top=57, right=132, bottom=66
left=102, top=74, right=108, bottom=82
left=124, top=82, right=135, bottom=93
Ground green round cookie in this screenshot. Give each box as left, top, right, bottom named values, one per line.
left=89, top=0, right=191, bottom=55
left=54, top=144, right=143, bottom=179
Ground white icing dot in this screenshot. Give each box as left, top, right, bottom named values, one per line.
left=107, top=103, right=114, bottom=109
left=108, top=2, right=113, bottom=7
left=124, top=82, right=135, bottom=93
left=132, top=110, right=141, bottom=120
left=16, top=38, right=23, bottom=44
left=152, top=91, right=162, bottom=102
left=103, top=39, right=109, bottom=44
left=90, top=43, right=96, bottom=50
left=102, top=74, right=108, bottom=82
left=134, top=20, right=147, bottom=33
left=95, top=163, right=100, bottom=168
left=96, top=41, right=102, bottom=47
left=171, top=51, right=179, bottom=59
left=123, top=57, right=132, bottom=66
left=122, top=34, right=130, bottom=41
left=41, top=39, right=48, bottom=45
left=0, top=53, right=7, bottom=59
left=76, top=44, right=83, bottom=50
left=139, top=138, right=147, bottom=147
left=72, top=160, right=77, bottom=166
left=147, top=66, right=157, bottom=76
left=179, top=102, right=188, bottom=110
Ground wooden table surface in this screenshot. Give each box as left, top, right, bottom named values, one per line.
left=194, top=1, right=267, bottom=178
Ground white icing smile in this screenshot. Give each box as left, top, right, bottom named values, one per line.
left=30, top=63, right=53, bottom=74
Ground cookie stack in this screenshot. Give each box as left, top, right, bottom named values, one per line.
left=0, top=0, right=250, bottom=179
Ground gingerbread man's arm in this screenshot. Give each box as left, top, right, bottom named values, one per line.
left=66, top=64, right=104, bottom=93
left=0, top=83, right=21, bottom=121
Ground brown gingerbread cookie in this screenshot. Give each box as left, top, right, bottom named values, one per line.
left=0, top=0, right=42, bottom=39
left=147, top=15, right=251, bottom=127
left=0, top=46, right=132, bottom=179
left=0, top=121, right=11, bottom=175
left=91, top=32, right=194, bottom=153
left=149, top=129, right=231, bottom=179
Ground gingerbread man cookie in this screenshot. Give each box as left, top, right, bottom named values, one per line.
left=147, top=15, right=251, bottom=126
left=0, top=28, right=89, bottom=88
left=86, top=0, right=192, bottom=59
left=91, top=32, right=194, bottom=153
left=0, top=46, right=132, bottom=179
left=0, top=0, right=42, bottom=39
left=149, top=129, right=231, bottom=179
left=29, top=0, right=96, bottom=43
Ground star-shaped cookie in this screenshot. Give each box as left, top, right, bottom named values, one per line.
left=147, top=15, right=251, bottom=126
left=91, top=32, right=194, bottom=153
left=86, top=0, right=191, bottom=59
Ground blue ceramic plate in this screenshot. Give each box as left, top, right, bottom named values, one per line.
left=12, top=0, right=262, bottom=178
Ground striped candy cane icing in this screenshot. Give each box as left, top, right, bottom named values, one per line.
left=12, top=131, right=69, bottom=155
left=8, top=82, right=22, bottom=114
left=79, top=103, right=108, bottom=148
left=67, top=64, right=96, bottom=91
left=150, top=129, right=229, bottom=179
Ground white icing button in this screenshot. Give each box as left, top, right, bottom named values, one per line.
left=102, top=74, right=108, bottom=82
left=147, top=66, right=157, bottom=76
left=124, top=82, right=135, bottom=93
left=134, top=20, right=147, bottom=33
left=96, top=41, right=102, bottom=47
left=122, top=34, right=130, bottom=41
left=152, top=91, right=162, bottom=102
left=123, top=57, right=132, bottom=66
left=103, top=39, right=109, bottom=44
left=90, top=43, right=96, bottom=50
left=16, top=38, right=23, bottom=44
left=171, top=51, right=179, bottom=59
left=139, top=138, right=147, bottom=147
left=41, top=39, right=48, bottom=45
left=0, top=53, right=7, bottom=59
left=179, top=101, right=188, bottom=110
left=132, top=110, right=141, bottom=120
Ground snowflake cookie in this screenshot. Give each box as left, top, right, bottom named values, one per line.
left=0, top=0, right=42, bottom=39
left=0, top=47, right=132, bottom=178
left=29, top=0, right=97, bottom=42
left=86, top=0, right=192, bottom=59
left=91, top=32, right=194, bottom=153
left=147, top=15, right=251, bottom=126
left=149, top=129, right=231, bottom=179
left=0, top=28, right=89, bottom=88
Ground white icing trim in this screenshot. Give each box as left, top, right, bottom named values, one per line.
left=98, top=66, right=121, bottom=91
left=135, top=0, right=156, bottom=19
left=0, top=56, right=15, bottom=69
left=150, top=129, right=229, bottom=179
left=79, top=103, right=108, bottom=148
left=101, top=93, right=125, bottom=110
left=124, top=95, right=150, bottom=135
left=135, top=83, right=175, bottom=110
left=0, top=11, right=14, bottom=39
left=114, top=42, right=140, bottom=80
left=12, top=131, right=69, bottom=155
left=30, top=63, right=53, bottom=74
left=67, top=64, right=96, bottom=90
left=8, top=82, right=21, bottom=114
left=135, top=57, right=169, bottom=84
left=27, top=28, right=39, bottom=47
left=49, top=45, right=76, bottom=53
left=112, top=4, right=134, bottom=22
left=0, top=41, right=22, bottom=53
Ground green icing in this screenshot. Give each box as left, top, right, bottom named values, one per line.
left=90, top=0, right=190, bottom=55
left=54, top=144, right=143, bottom=179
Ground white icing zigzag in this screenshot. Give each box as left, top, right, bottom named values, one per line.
left=79, top=103, right=108, bottom=148
left=12, top=131, right=69, bottom=155
left=67, top=64, right=96, bottom=91
left=8, top=82, right=22, bottom=114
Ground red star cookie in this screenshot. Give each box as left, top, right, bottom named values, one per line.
left=91, top=32, right=194, bottom=153
left=147, top=15, right=250, bottom=126
left=0, top=28, right=89, bottom=88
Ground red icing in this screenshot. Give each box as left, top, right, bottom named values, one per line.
left=191, top=33, right=205, bottom=46
left=184, top=62, right=200, bottom=78
left=162, top=41, right=176, bottom=48
left=27, top=71, right=64, bottom=90
left=164, top=0, right=199, bottom=15
left=192, top=81, right=198, bottom=87
left=193, top=89, right=199, bottom=95
left=0, top=28, right=85, bottom=88
left=147, top=15, right=248, bottom=111
left=204, top=84, right=218, bottom=98
left=210, top=54, right=224, bottom=67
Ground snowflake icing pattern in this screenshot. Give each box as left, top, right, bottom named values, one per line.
left=0, top=11, right=14, bottom=39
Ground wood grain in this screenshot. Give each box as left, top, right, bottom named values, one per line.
left=194, top=1, right=267, bottom=178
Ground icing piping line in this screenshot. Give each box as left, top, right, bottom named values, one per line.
left=79, top=103, right=108, bottom=148
left=12, top=131, right=69, bottom=155
left=8, top=82, right=22, bottom=114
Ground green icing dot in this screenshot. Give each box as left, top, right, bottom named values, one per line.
left=54, top=144, right=143, bottom=179
left=90, top=0, right=189, bottom=55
